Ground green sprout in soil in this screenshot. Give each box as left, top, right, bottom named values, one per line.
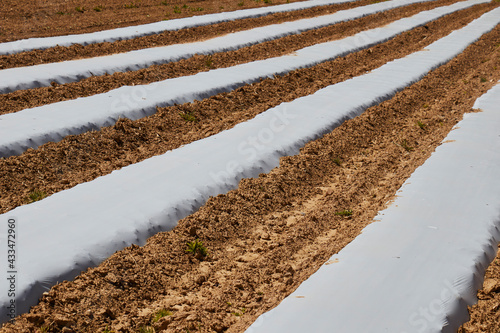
left=102, top=327, right=114, bottom=333
left=161, top=0, right=169, bottom=5
left=179, top=111, right=197, bottom=122
left=182, top=4, right=189, bottom=8
left=238, top=1, right=244, bottom=5
left=191, top=7, right=203, bottom=11
left=263, top=0, right=272, bottom=4
left=335, top=209, right=353, bottom=216
left=152, top=309, right=172, bottom=323
left=416, top=120, right=426, bottom=130
left=173, top=5, right=182, bottom=13
left=401, top=139, right=413, bottom=152
left=480, top=77, right=487, bottom=83
left=75, top=6, right=86, bottom=13
left=56, top=11, right=66, bottom=15
left=232, top=308, right=246, bottom=316
left=124, top=2, right=140, bottom=8
left=333, top=157, right=342, bottom=166
left=186, top=239, right=208, bottom=258
left=94, top=5, right=104, bottom=12
left=28, top=189, right=47, bottom=203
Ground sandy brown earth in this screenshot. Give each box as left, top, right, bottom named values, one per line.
left=1, top=0, right=500, bottom=332
left=459, top=243, right=500, bottom=333
left=0, top=0, right=462, bottom=115
left=0, top=0, right=374, bottom=69
left=0, top=0, right=304, bottom=43
left=0, top=0, right=496, bottom=213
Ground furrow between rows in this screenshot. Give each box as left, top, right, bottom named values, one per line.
left=0, top=1, right=494, bottom=216
left=1, top=5, right=499, bottom=322
left=0, top=0, right=357, bottom=56
left=0, top=0, right=434, bottom=94
left=0, top=0, right=373, bottom=68
left=0, top=0, right=489, bottom=159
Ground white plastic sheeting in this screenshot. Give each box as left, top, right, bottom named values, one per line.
left=246, top=82, right=500, bottom=333
left=0, top=0, right=357, bottom=56
left=0, top=0, right=434, bottom=94
left=1, top=5, right=499, bottom=323
left=0, top=0, right=487, bottom=158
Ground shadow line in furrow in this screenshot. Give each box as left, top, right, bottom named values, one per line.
left=0, top=1, right=496, bottom=214
left=1, top=17, right=499, bottom=333
left=0, top=0, right=373, bottom=68
left=0, top=0, right=472, bottom=116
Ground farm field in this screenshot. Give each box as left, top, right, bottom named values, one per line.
left=0, top=0, right=500, bottom=332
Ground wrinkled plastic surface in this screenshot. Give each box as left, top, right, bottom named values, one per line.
left=1, top=4, right=499, bottom=324
left=0, top=0, right=433, bottom=94
left=0, top=0, right=356, bottom=56
left=0, top=0, right=485, bottom=158
left=244, top=66, right=500, bottom=333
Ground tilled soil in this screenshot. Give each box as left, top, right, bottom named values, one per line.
left=0, top=1, right=495, bottom=214
left=0, top=0, right=373, bottom=69
left=0, top=0, right=463, bottom=115
left=0, top=0, right=303, bottom=43
left=1, top=1, right=500, bottom=332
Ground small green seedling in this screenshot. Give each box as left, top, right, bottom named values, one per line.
left=103, top=327, right=114, bottom=333
left=94, top=5, right=104, bottom=12
left=232, top=308, right=246, bottom=316
left=28, top=189, right=47, bottom=203
left=161, top=0, right=169, bottom=5
left=186, top=239, right=208, bottom=258
left=416, top=121, right=426, bottom=130
left=173, top=5, right=181, bottom=13
left=333, top=158, right=342, bottom=166
left=56, top=11, right=65, bottom=15
left=182, top=4, right=188, bottom=8
left=179, top=112, right=197, bottom=122
left=124, top=2, right=139, bottom=8
left=238, top=1, right=244, bottom=5
left=152, top=309, right=172, bottom=323
left=480, top=77, right=487, bottom=83
left=335, top=209, right=352, bottom=216
left=401, top=139, right=413, bottom=152
left=191, top=7, right=203, bottom=11
left=75, top=6, right=85, bottom=13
